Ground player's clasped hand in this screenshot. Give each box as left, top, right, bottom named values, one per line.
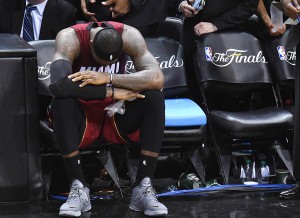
left=68, top=71, right=108, bottom=87
left=68, top=71, right=145, bottom=100
left=114, top=87, right=145, bottom=100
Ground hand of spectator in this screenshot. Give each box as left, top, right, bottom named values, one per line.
left=266, top=21, right=286, bottom=37
left=179, top=1, right=198, bottom=18
left=281, top=0, right=300, bottom=20
left=194, top=22, right=218, bottom=36
left=113, top=87, right=145, bottom=100
left=81, top=0, right=97, bottom=22
left=102, top=0, right=131, bottom=19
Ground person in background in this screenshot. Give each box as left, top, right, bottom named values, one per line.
left=0, top=0, right=77, bottom=41
left=63, top=0, right=86, bottom=22
left=176, top=0, right=259, bottom=103
left=257, top=0, right=286, bottom=37
left=79, top=0, right=171, bottom=36
left=49, top=21, right=168, bottom=217
left=247, top=0, right=286, bottom=39
left=279, top=0, right=300, bottom=200
left=178, top=0, right=259, bottom=53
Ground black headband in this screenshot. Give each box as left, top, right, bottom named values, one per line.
left=87, top=22, right=123, bottom=61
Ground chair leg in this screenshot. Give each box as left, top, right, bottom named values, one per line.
left=274, top=145, right=294, bottom=179
left=187, top=147, right=206, bottom=185
left=96, top=150, right=123, bottom=198
left=42, top=171, right=52, bottom=202
left=211, top=133, right=231, bottom=184
left=207, top=122, right=231, bottom=184
left=218, top=147, right=232, bottom=185
left=41, top=155, right=58, bottom=202
left=123, top=144, right=140, bottom=187
left=126, top=153, right=139, bottom=187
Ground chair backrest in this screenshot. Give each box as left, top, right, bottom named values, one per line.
left=194, top=31, right=272, bottom=95
left=29, top=40, right=55, bottom=96
left=263, top=27, right=296, bottom=87
left=154, top=17, right=183, bottom=42
left=148, top=37, right=188, bottom=97
left=126, top=18, right=190, bottom=98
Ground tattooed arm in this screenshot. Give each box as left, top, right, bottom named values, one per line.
left=53, top=28, right=80, bottom=63
left=111, top=25, right=164, bottom=92
left=67, top=25, right=164, bottom=93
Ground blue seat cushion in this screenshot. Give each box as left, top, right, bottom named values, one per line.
left=165, top=98, right=206, bottom=127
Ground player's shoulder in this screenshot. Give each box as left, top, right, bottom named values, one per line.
left=122, top=24, right=144, bottom=40
left=56, top=27, right=77, bottom=41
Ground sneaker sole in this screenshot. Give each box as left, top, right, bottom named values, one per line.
left=59, top=205, right=91, bottom=217
left=82, top=204, right=92, bottom=212
left=129, top=204, right=143, bottom=212
left=130, top=204, right=168, bottom=216
left=59, top=211, right=81, bottom=217
left=145, top=209, right=168, bottom=216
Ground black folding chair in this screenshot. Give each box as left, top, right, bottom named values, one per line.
left=193, top=31, right=294, bottom=184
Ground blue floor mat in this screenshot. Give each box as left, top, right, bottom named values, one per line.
left=157, top=184, right=295, bottom=197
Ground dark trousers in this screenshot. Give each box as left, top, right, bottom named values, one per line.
left=51, top=90, right=165, bottom=155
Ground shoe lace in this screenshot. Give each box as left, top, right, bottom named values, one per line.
left=67, top=187, right=80, bottom=203
left=143, top=186, right=158, bottom=202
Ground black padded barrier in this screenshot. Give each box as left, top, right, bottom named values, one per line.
left=0, top=34, right=42, bottom=202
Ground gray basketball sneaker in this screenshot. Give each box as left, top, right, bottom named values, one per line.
left=129, top=177, right=168, bottom=216
left=59, top=180, right=91, bottom=217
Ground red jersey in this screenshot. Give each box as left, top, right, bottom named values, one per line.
left=70, top=22, right=139, bottom=148
left=71, top=21, right=126, bottom=75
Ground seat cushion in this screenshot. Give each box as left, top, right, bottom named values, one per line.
left=165, top=98, right=206, bottom=127
left=210, top=106, right=293, bottom=137
left=163, top=126, right=206, bottom=141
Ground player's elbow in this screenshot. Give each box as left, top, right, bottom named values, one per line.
left=151, top=72, right=164, bottom=90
